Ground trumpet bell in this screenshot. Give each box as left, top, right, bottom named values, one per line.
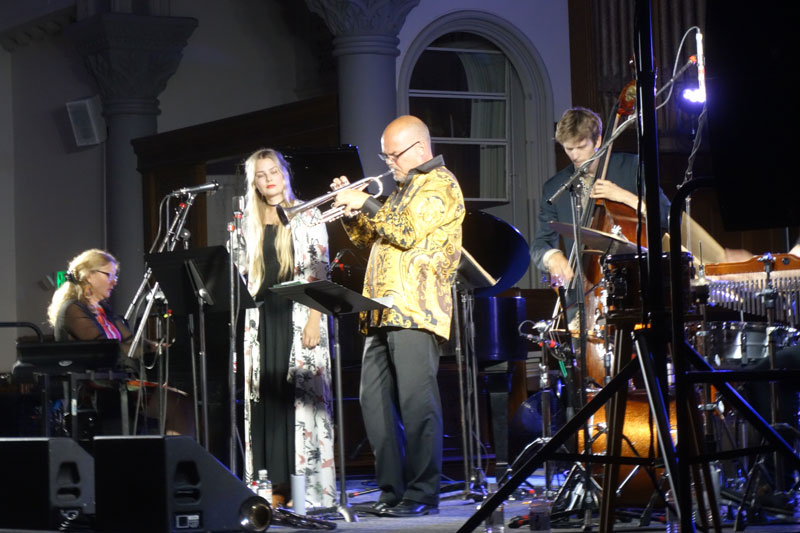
left=238, top=496, right=272, bottom=531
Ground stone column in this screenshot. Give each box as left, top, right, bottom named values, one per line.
left=305, top=0, right=419, bottom=178
left=66, top=13, right=197, bottom=306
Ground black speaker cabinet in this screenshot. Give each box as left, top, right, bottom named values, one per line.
left=93, top=435, right=270, bottom=532
left=0, top=437, right=95, bottom=530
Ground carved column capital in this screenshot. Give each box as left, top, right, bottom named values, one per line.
left=66, top=12, right=197, bottom=114
left=304, top=0, right=419, bottom=37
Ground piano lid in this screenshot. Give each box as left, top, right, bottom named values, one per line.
left=281, top=145, right=369, bottom=198
left=458, top=210, right=530, bottom=297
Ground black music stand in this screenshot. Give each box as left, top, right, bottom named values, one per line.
left=146, top=246, right=255, bottom=451
left=13, top=339, right=128, bottom=439
left=270, top=280, right=388, bottom=522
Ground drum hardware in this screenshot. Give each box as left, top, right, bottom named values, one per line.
left=727, top=253, right=794, bottom=527
left=666, top=180, right=800, bottom=533
left=517, top=316, right=563, bottom=499
left=603, top=251, right=695, bottom=321
left=697, top=251, right=800, bottom=522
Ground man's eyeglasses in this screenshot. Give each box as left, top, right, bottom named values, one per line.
left=378, top=140, right=420, bottom=163
left=95, top=270, right=118, bottom=282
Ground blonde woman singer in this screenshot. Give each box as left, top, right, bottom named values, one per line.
left=234, top=148, right=336, bottom=509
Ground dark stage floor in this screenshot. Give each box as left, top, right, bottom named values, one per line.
left=264, top=473, right=800, bottom=533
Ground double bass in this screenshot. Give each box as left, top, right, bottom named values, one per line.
left=548, top=81, right=648, bottom=386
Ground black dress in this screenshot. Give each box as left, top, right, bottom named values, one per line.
left=250, top=224, right=295, bottom=492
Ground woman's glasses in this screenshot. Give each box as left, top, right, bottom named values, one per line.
left=95, top=270, right=118, bottom=282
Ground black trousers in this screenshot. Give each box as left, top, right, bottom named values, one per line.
left=359, top=327, right=443, bottom=506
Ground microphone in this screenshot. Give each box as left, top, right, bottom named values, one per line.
left=519, top=332, right=559, bottom=349
left=232, top=195, right=245, bottom=238
left=170, top=180, right=220, bottom=197
left=232, top=195, right=245, bottom=214
left=695, top=30, right=706, bottom=99
left=330, top=249, right=348, bottom=272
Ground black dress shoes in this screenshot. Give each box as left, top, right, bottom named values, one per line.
left=353, top=501, right=396, bottom=515
left=381, top=499, right=439, bottom=517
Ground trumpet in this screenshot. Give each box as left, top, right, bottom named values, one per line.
left=276, top=171, right=391, bottom=226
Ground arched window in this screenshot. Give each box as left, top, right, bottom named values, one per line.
left=408, top=32, right=509, bottom=201
left=399, top=12, right=555, bottom=288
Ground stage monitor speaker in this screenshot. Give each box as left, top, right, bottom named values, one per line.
left=0, top=437, right=95, bottom=530
left=93, top=435, right=271, bottom=532
left=705, top=1, right=800, bottom=231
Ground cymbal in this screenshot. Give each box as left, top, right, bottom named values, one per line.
left=548, top=221, right=646, bottom=255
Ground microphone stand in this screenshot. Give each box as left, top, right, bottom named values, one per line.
left=125, top=196, right=195, bottom=324
left=186, top=258, right=214, bottom=450
left=547, top=58, right=697, bottom=208
left=226, top=208, right=244, bottom=472
left=125, top=194, right=200, bottom=438
left=568, top=179, right=598, bottom=529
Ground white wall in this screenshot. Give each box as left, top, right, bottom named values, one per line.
left=158, top=0, right=308, bottom=132
left=0, top=46, right=17, bottom=360
left=10, top=33, right=105, bottom=365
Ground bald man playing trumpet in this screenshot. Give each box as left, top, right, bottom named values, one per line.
left=331, top=115, right=465, bottom=518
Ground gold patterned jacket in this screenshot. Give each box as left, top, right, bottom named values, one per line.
left=343, top=155, right=465, bottom=340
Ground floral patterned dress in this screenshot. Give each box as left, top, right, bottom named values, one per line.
left=237, top=208, right=336, bottom=509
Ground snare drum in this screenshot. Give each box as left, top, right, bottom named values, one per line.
left=604, top=252, right=694, bottom=320
left=688, top=321, right=800, bottom=368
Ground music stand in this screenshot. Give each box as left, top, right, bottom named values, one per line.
left=270, top=280, right=388, bottom=522
left=13, top=339, right=128, bottom=439
left=146, top=246, right=255, bottom=451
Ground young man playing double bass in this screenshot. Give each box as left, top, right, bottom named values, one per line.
left=530, top=107, right=670, bottom=288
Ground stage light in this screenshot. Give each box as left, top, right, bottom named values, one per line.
left=677, top=84, right=705, bottom=115
left=682, top=86, right=706, bottom=104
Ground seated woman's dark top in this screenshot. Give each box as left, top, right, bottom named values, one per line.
left=54, top=298, right=137, bottom=371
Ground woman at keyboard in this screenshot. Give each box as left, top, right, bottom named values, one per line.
left=48, top=249, right=131, bottom=354
left=47, top=248, right=193, bottom=436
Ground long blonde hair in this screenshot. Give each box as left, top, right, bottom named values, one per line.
left=243, top=149, right=297, bottom=292
left=47, top=249, right=118, bottom=326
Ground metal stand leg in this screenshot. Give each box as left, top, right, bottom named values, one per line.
left=440, top=287, right=487, bottom=502
left=599, top=324, right=634, bottom=531
left=197, top=301, right=210, bottom=449
left=456, top=356, right=644, bottom=532
left=451, top=283, right=482, bottom=501
left=308, top=316, right=357, bottom=522
left=332, top=317, right=357, bottom=522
